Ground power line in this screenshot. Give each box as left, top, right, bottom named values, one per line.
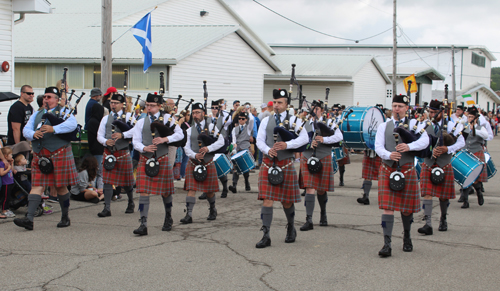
left=252, top=0, right=392, bottom=43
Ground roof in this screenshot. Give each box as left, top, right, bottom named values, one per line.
left=385, top=67, right=446, bottom=81
left=459, top=83, right=500, bottom=103
left=265, top=54, right=391, bottom=83
left=270, top=44, right=497, bottom=62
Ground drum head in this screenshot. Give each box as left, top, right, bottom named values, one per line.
left=231, top=150, right=248, bottom=160
left=104, top=155, right=117, bottom=171
left=362, top=107, right=385, bottom=150
left=431, top=167, right=445, bottom=185
left=193, top=165, right=208, bottom=182
left=389, top=171, right=405, bottom=191
left=145, top=158, right=160, bottom=177
left=485, top=152, right=491, bottom=163
left=307, top=157, right=322, bottom=173
left=268, top=166, right=284, bottom=185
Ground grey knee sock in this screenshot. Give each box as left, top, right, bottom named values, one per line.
left=58, top=193, right=70, bottom=217
left=207, top=195, right=216, bottom=208
left=162, top=195, right=173, bottom=214
left=317, top=192, right=328, bottom=213
left=381, top=214, right=394, bottom=238
left=283, top=204, right=295, bottom=226
left=103, top=184, right=113, bottom=211
left=363, top=180, right=372, bottom=196
left=304, top=194, right=315, bottom=216
left=27, top=194, right=42, bottom=222
left=439, top=199, right=449, bottom=219
left=123, top=186, right=134, bottom=203
left=186, top=196, right=196, bottom=217
left=261, top=206, right=273, bottom=230
left=138, top=196, right=150, bottom=226
left=401, top=213, right=413, bottom=231
left=423, top=199, right=432, bottom=227
left=232, top=172, right=239, bottom=186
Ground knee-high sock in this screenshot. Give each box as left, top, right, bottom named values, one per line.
left=304, top=194, right=315, bottom=216
left=440, top=199, right=449, bottom=218
left=162, top=195, right=173, bottom=214
left=401, top=213, right=413, bottom=231
left=283, top=204, right=295, bottom=226
left=186, top=196, right=196, bottom=217
left=381, top=214, right=394, bottom=243
left=27, top=194, right=42, bottom=222
left=219, top=175, right=228, bottom=192
left=339, top=165, right=345, bottom=181
left=103, top=184, right=113, bottom=211
left=243, top=172, right=250, bottom=182
left=232, top=172, right=239, bottom=186
left=261, top=206, right=273, bottom=232
left=363, top=180, right=372, bottom=196
left=207, top=195, right=216, bottom=208
left=138, top=196, right=150, bottom=226
left=123, top=186, right=134, bottom=203
left=58, top=193, right=70, bottom=217
left=423, top=199, right=432, bottom=227
left=317, top=192, right=328, bottom=213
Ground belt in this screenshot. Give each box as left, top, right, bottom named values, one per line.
left=35, top=146, right=68, bottom=160
left=104, top=151, right=130, bottom=161
left=262, top=158, right=295, bottom=170
left=382, top=163, right=415, bottom=175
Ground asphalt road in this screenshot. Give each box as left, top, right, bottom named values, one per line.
left=1, top=137, right=500, bottom=291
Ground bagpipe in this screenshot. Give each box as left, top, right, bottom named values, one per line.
left=41, top=91, right=86, bottom=142
left=123, top=68, right=143, bottom=127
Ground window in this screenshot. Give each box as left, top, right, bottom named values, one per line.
left=471, top=52, right=486, bottom=68
left=93, top=65, right=167, bottom=91
left=487, top=102, right=490, bottom=112
left=14, top=64, right=46, bottom=88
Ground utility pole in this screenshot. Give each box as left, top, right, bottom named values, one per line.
left=392, top=0, right=397, bottom=99
left=451, top=45, right=456, bottom=109
left=101, top=0, right=112, bottom=90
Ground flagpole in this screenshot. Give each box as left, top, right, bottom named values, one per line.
left=111, top=6, right=157, bottom=45
left=101, top=0, right=112, bottom=91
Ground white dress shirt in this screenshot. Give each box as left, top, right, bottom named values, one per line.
left=479, top=114, right=494, bottom=141
left=97, top=110, right=134, bottom=146
left=307, top=117, right=343, bottom=144
left=184, top=119, right=225, bottom=160
left=23, top=107, right=77, bottom=141
left=132, top=112, right=183, bottom=153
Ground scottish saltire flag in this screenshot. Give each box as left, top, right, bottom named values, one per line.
left=130, top=12, right=152, bottom=72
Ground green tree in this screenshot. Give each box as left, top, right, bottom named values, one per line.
left=491, top=67, right=500, bottom=91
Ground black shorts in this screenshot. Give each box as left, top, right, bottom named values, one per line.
left=70, top=192, right=87, bottom=202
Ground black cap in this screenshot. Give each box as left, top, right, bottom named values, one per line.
left=146, top=93, right=163, bottom=104
left=311, top=100, right=324, bottom=108
left=273, top=89, right=288, bottom=99
left=456, top=105, right=465, bottom=110
left=192, top=102, right=205, bottom=112
left=467, top=106, right=479, bottom=116
left=111, top=94, right=125, bottom=103
left=428, top=99, right=442, bottom=110
left=238, top=112, right=249, bottom=119
left=332, top=103, right=340, bottom=108
left=45, top=86, right=60, bottom=97
left=393, top=94, right=409, bottom=105
left=211, top=100, right=219, bottom=107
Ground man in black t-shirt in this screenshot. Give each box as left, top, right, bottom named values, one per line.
left=7, top=85, right=34, bottom=145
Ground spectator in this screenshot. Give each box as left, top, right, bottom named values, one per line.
left=101, top=87, right=117, bottom=113
left=0, top=147, right=14, bottom=218
left=251, top=106, right=261, bottom=168
left=70, top=154, right=103, bottom=204
left=267, top=101, right=273, bottom=115
left=86, top=103, right=105, bottom=189
left=179, top=110, right=191, bottom=179
left=13, top=153, right=31, bottom=194
left=7, top=85, right=34, bottom=145
left=230, top=100, right=240, bottom=117
left=258, top=103, right=270, bottom=121
left=84, top=88, right=102, bottom=129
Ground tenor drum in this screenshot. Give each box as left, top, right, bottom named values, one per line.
left=214, top=154, right=233, bottom=178
left=332, top=147, right=345, bottom=161
left=340, top=106, right=386, bottom=150
left=231, top=150, right=255, bottom=174
left=451, top=150, right=485, bottom=188
left=485, top=152, right=497, bottom=179
left=331, top=152, right=339, bottom=174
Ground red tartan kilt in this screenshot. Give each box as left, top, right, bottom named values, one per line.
left=473, top=150, right=488, bottom=183
left=258, top=157, right=301, bottom=203
left=32, top=146, right=78, bottom=188
left=136, top=154, right=173, bottom=196
left=378, top=163, right=421, bottom=213
left=362, top=155, right=381, bottom=180
left=299, top=154, right=334, bottom=192
left=184, top=159, right=219, bottom=193
left=338, top=146, right=350, bottom=166
left=420, top=163, right=455, bottom=199
left=102, top=148, right=135, bottom=186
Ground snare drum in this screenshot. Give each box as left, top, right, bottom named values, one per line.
left=332, top=147, right=345, bottom=161
left=340, top=106, right=386, bottom=150
left=231, top=150, right=255, bottom=174
left=331, top=152, right=339, bottom=174
left=451, top=149, right=485, bottom=188
left=485, top=152, right=497, bottom=179
left=214, top=154, right=233, bottom=178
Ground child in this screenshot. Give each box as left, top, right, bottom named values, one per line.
left=0, top=147, right=15, bottom=218
left=70, top=155, right=104, bottom=203
left=13, top=153, right=31, bottom=193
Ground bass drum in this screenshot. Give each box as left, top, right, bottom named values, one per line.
left=340, top=106, right=386, bottom=150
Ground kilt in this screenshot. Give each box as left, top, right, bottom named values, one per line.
left=473, top=150, right=488, bottom=183
left=420, top=163, right=455, bottom=199
left=362, top=155, right=381, bottom=181
left=184, top=159, right=219, bottom=193
left=136, top=154, right=173, bottom=196
left=378, top=163, right=421, bottom=213
left=338, top=146, right=350, bottom=166
left=32, top=146, right=78, bottom=188
left=258, top=156, right=301, bottom=203
left=103, top=148, right=135, bottom=187
left=299, top=153, right=335, bottom=192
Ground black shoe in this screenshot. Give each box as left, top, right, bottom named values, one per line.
left=162, top=212, right=173, bottom=231
left=357, top=195, right=370, bottom=205
left=301, top=190, right=306, bottom=197
left=228, top=185, right=237, bottom=193
left=438, top=217, right=448, bottom=231
left=461, top=201, right=469, bottom=209
left=403, top=231, right=413, bottom=252
left=285, top=223, right=296, bottom=243
left=256, top=226, right=271, bottom=248
left=125, top=202, right=135, bottom=214
left=57, top=215, right=71, bottom=228
left=378, top=235, right=391, bottom=257
left=417, top=224, right=433, bottom=235
left=180, top=213, right=193, bottom=224
left=97, top=208, right=111, bottom=217
left=133, top=217, right=148, bottom=236
left=319, top=212, right=328, bottom=226
left=198, top=192, right=207, bottom=200
left=245, top=180, right=251, bottom=191
left=207, top=207, right=217, bottom=220
left=477, top=191, right=484, bottom=206
left=221, top=191, right=227, bottom=198
left=14, top=217, right=33, bottom=230
left=339, top=181, right=344, bottom=186
left=300, top=215, right=313, bottom=231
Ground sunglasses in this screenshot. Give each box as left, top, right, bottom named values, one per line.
left=43, top=95, right=53, bottom=99
left=23, top=92, right=35, bottom=96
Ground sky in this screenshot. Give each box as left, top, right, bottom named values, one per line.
left=224, top=0, right=500, bottom=66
